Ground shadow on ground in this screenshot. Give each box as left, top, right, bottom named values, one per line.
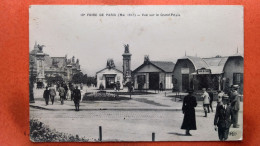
left=167, top=132, right=188, bottom=136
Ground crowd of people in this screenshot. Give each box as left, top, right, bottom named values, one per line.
left=43, top=82, right=83, bottom=111
left=181, top=85, right=241, bottom=141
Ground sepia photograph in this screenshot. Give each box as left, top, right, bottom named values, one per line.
left=29, top=5, right=244, bottom=142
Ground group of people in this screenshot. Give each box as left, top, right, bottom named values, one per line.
left=180, top=85, right=241, bottom=141
left=43, top=82, right=82, bottom=111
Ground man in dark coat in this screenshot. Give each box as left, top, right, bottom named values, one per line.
left=214, top=96, right=232, bottom=141
left=181, top=89, right=197, bottom=136
left=230, top=85, right=240, bottom=128
left=43, top=86, right=50, bottom=106
left=63, top=84, right=68, bottom=100
left=49, top=87, right=56, bottom=105
left=73, top=86, right=81, bottom=111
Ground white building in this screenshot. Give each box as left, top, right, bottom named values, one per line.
left=96, top=60, right=124, bottom=90
left=132, top=57, right=175, bottom=90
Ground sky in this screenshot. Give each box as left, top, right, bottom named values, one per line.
left=29, top=5, right=244, bottom=76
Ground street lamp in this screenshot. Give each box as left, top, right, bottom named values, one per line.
left=29, top=58, right=35, bottom=103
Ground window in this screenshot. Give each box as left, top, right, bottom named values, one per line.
left=233, top=73, right=243, bottom=85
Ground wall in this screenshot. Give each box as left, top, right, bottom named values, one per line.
left=96, top=68, right=124, bottom=89
left=134, top=72, right=149, bottom=89
left=133, top=72, right=172, bottom=90
left=173, top=59, right=196, bottom=92
left=165, top=73, right=173, bottom=89
left=223, top=56, right=244, bottom=92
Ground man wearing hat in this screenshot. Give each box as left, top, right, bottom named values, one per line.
left=230, top=85, right=240, bottom=128
left=73, top=86, right=81, bottom=111
left=214, top=95, right=232, bottom=141
left=43, top=86, right=50, bottom=106
left=181, top=89, right=197, bottom=136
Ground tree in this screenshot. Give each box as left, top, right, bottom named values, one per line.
left=45, top=75, right=63, bottom=85
left=81, top=74, right=88, bottom=84
left=71, top=72, right=84, bottom=84
left=86, top=76, right=96, bottom=86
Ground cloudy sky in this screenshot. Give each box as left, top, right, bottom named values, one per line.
left=29, top=5, right=243, bottom=76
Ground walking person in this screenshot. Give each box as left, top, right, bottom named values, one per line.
left=49, top=87, right=56, bottom=105
left=57, top=85, right=66, bottom=105
left=115, top=81, right=120, bottom=98
left=214, top=96, right=232, bottom=141
left=208, top=88, right=214, bottom=112
left=201, top=88, right=210, bottom=117
left=116, top=81, right=120, bottom=91
left=63, top=83, right=68, bottom=100
left=230, top=85, right=240, bottom=128
left=159, top=82, right=163, bottom=92
left=43, top=87, right=50, bottom=106
left=181, top=89, right=197, bottom=136
left=73, top=86, right=81, bottom=111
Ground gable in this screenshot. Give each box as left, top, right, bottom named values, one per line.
left=135, top=64, right=163, bottom=73
left=97, top=68, right=123, bottom=75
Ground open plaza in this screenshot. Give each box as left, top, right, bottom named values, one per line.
left=30, top=85, right=243, bottom=141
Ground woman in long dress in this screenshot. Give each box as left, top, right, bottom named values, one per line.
left=181, top=89, right=197, bottom=136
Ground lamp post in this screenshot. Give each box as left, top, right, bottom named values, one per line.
left=29, top=59, right=35, bottom=103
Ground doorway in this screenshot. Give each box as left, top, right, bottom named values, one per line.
left=182, top=74, right=189, bottom=91
left=149, top=73, right=159, bottom=90
left=105, top=76, right=115, bottom=89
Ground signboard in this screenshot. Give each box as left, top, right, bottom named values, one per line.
left=181, top=68, right=189, bottom=74
left=197, top=68, right=211, bottom=74
left=105, top=74, right=116, bottom=77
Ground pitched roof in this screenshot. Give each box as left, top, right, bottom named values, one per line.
left=150, top=61, right=175, bottom=72
left=179, top=56, right=232, bottom=74
left=133, top=61, right=175, bottom=73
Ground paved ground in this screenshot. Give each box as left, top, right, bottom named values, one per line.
left=30, top=86, right=243, bottom=141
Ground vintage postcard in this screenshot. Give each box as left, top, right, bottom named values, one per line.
left=29, top=5, right=243, bottom=142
